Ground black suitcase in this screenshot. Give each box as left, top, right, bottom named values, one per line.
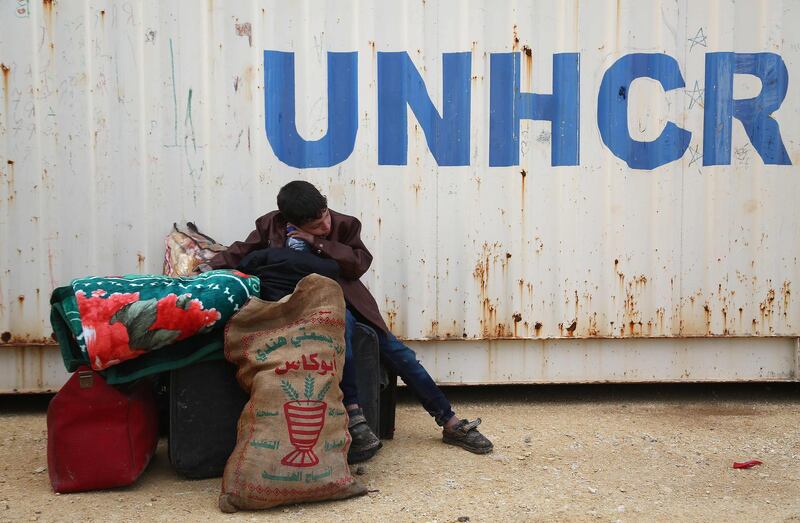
left=168, top=322, right=395, bottom=478
left=352, top=322, right=381, bottom=437
left=379, top=365, right=397, bottom=440
left=353, top=322, right=397, bottom=440
left=168, top=358, right=248, bottom=479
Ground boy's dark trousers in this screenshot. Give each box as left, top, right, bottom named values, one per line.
left=341, top=308, right=456, bottom=427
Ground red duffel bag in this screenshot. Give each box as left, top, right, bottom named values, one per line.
left=47, top=367, right=159, bottom=493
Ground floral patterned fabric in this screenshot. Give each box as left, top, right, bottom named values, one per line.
left=53, top=270, right=260, bottom=371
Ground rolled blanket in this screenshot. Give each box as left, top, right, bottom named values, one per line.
left=51, top=270, right=260, bottom=371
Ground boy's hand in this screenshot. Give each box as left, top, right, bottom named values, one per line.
left=286, top=224, right=315, bottom=244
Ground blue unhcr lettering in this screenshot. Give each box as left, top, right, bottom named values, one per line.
left=377, top=52, right=471, bottom=166
left=489, top=52, right=580, bottom=167
left=703, top=52, right=791, bottom=166
left=597, top=53, right=691, bottom=170
left=264, top=51, right=358, bottom=168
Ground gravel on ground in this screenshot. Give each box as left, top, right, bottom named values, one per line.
left=1, top=383, right=799, bottom=522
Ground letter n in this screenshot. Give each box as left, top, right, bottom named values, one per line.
left=378, top=52, right=471, bottom=166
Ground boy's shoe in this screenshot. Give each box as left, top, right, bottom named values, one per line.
left=347, top=408, right=382, bottom=464
left=442, top=418, right=493, bottom=454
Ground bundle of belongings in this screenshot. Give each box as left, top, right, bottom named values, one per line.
left=51, top=270, right=260, bottom=374
left=46, top=223, right=368, bottom=509
left=163, top=221, right=227, bottom=277
left=47, top=269, right=260, bottom=493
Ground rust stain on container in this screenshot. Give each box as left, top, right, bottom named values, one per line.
left=656, top=307, right=665, bottom=335
left=235, top=22, right=253, bottom=47
left=614, top=259, right=625, bottom=290
left=512, top=24, right=519, bottom=50
left=137, top=253, right=146, bottom=273
left=473, top=246, right=490, bottom=299
left=721, top=306, right=729, bottom=335
left=428, top=320, right=439, bottom=338
left=522, top=45, right=533, bottom=90
left=6, top=160, right=15, bottom=203
left=386, top=309, right=397, bottom=332
left=0, top=332, right=54, bottom=345
left=587, top=313, right=599, bottom=336
left=759, top=288, right=776, bottom=329
left=493, top=322, right=511, bottom=337
left=781, top=281, right=791, bottom=319
left=474, top=242, right=520, bottom=337
left=1, top=64, right=9, bottom=130
left=43, top=0, right=55, bottom=31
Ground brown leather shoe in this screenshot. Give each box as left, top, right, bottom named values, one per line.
left=442, top=418, right=493, bottom=454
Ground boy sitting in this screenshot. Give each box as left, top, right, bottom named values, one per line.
left=207, top=181, right=493, bottom=460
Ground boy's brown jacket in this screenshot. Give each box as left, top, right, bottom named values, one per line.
left=208, top=209, right=389, bottom=334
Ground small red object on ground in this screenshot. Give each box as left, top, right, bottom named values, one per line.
left=732, top=460, right=763, bottom=469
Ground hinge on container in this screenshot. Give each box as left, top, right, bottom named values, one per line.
left=78, top=370, right=94, bottom=389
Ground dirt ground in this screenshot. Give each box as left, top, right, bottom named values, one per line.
left=1, top=383, right=799, bottom=522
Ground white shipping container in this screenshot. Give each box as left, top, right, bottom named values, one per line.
left=1, top=0, right=798, bottom=391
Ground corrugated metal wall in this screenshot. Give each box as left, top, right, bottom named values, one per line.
left=1, top=0, right=798, bottom=360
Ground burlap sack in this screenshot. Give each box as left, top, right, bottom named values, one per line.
left=219, top=274, right=366, bottom=512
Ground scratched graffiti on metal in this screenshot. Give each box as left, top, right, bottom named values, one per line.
left=15, top=0, right=29, bottom=18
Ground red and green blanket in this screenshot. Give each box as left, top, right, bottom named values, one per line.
left=50, top=270, right=260, bottom=371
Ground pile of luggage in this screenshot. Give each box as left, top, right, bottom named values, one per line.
left=46, top=224, right=396, bottom=511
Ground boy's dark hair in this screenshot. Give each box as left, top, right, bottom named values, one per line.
left=277, top=181, right=328, bottom=225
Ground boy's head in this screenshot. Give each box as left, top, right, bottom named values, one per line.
left=277, top=180, right=331, bottom=236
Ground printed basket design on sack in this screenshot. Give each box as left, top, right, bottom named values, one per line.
left=219, top=274, right=366, bottom=512
left=279, top=376, right=333, bottom=467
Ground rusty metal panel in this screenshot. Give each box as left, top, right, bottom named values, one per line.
left=410, top=337, right=800, bottom=384
left=0, top=345, right=69, bottom=393
left=1, top=1, right=799, bottom=389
